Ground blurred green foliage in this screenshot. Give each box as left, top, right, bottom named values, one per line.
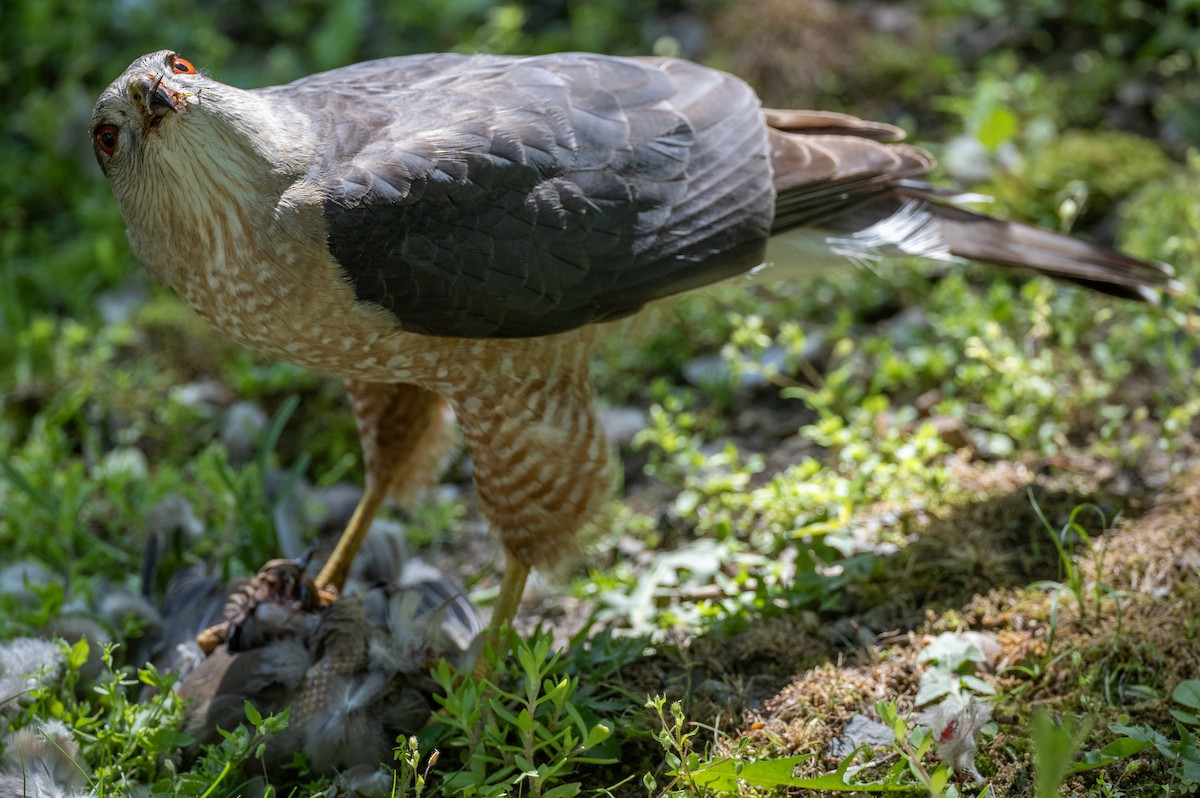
left=980, top=130, right=1175, bottom=231
left=927, top=0, right=1200, bottom=143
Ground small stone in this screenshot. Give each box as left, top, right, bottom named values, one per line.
left=220, top=400, right=270, bottom=464
left=597, top=405, right=648, bottom=447
left=95, top=279, right=150, bottom=324
left=914, top=388, right=942, bottom=416
left=828, top=714, right=893, bottom=757
left=171, top=378, right=235, bottom=410
left=927, top=415, right=974, bottom=451
left=145, top=493, right=206, bottom=543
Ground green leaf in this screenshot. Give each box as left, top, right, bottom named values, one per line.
left=265, top=705, right=291, bottom=732
left=1032, top=713, right=1081, bottom=798
left=1178, top=744, right=1200, bottom=785
left=489, top=700, right=521, bottom=729
left=540, top=783, right=582, bottom=798
left=1109, top=723, right=1173, bottom=760
left=929, top=765, right=950, bottom=794
left=145, top=728, right=196, bottom=750
left=544, top=676, right=572, bottom=708
left=1074, top=737, right=1153, bottom=773
left=912, top=726, right=933, bottom=759
left=67, top=638, right=90, bottom=670
left=1174, top=680, right=1200, bottom=711
left=1170, top=709, right=1200, bottom=726
left=243, top=700, right=263, bottom=727
left=978, top=106, right=1018, bottom=151
left=1109, top=724, right=1168, bottom=745
left=585, top=722, right=612, bottom=749
left=170, top=773, right=212, bottom=795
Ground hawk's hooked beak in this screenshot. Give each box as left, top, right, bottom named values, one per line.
left=130, top=73, right=184, bottom=130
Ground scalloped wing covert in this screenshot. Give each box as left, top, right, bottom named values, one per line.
left=264, top=53, right=774, bottom=337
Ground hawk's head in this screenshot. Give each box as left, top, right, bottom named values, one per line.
left=90, top=51, right=307, bottom=285
left=89, top=51, right=205, bottom=179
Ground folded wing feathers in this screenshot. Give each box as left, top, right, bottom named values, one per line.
left=762, top=107, right=906, bottom=141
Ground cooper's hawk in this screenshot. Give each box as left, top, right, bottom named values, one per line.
left=90, top=51, right=1177, bottom=659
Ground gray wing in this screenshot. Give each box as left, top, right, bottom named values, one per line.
left=268, top=54, right=774, bottom=338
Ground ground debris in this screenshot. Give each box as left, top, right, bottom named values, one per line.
left=701, top=465, right=1200, bottom=794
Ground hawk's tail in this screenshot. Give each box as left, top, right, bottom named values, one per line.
left=763, top=107, right=1180, bottom=302
left=826, top=192, right=1181, bottom=303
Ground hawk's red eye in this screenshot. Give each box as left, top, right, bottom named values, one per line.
left=95, top=125, right=118, bottom=156
left=170, top=57, right=196, bottom=74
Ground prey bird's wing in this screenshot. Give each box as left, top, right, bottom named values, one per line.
left=268, top=54, right=775, bottom=338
